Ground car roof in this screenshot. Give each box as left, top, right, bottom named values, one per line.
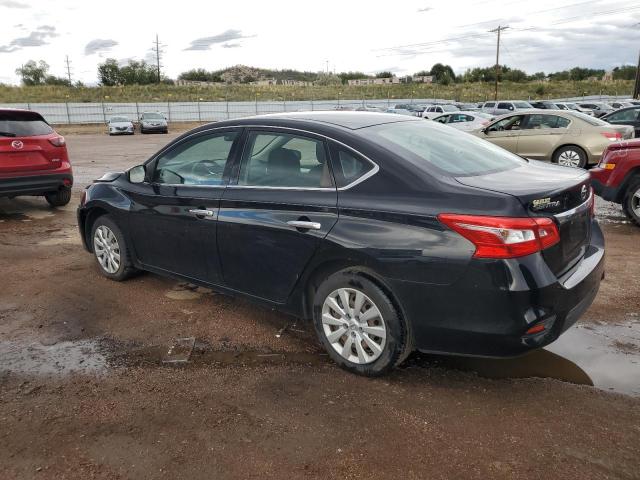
left=218, top=111, right=422, bottom=130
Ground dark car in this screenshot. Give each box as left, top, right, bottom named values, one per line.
left=578, top=102, right=614, bottom=118
left=601, top=106, right=640, bottom=138
left=530, top=101, right=560, bottom=110
left=0, top=109, right=73, bottom=206
left=77, top=112, right=604, bottom=376
left=139, top=112, right=168, bottom=134
left=591, top=138, right=640, bottom=226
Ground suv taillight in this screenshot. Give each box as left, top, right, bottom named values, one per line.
left=48, top=136, right=65, bottom=147
left=438, top=214, right=560, bottom=259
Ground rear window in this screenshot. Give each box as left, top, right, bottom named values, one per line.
left=361, top=120, right=524, bottom=177
left=513, top=102, right=533, bottom=108
left=0, top=111, right=53, bottom=137
left=567, top=112, right=609, bottom=126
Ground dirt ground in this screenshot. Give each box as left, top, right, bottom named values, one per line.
left=1, top=132, right=639, bottom=480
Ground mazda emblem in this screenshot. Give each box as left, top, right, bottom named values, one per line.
left=11, top=140, right=23, bottom=150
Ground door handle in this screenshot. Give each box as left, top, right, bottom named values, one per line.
left=287, top=220, right=321, bottom=230
left=188, top=208, right=215, bottom=217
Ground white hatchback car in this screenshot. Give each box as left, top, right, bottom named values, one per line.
left=431, top=111, right=494, bottom=131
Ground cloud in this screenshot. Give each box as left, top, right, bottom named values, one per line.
left=0, top=25, right=58, bottom=53
left=84, top=38, right=118, bottom=55
left=0, top=0, right=29, bottom=8
left=221, top=43, right=241, bottom=49
left=417, top=7, right=432, bottom=12
left=184, top=29, right=253, bottom=50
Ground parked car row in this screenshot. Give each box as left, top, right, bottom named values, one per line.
left=107, top=112, right=169, bottom=136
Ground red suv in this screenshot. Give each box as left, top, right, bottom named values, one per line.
left=0, top=109, right=73, bottom=207
left=591, top=138, right=640, bottom=226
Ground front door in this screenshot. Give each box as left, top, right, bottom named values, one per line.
left=483, top=114, right=524, bottom=154
left=217, top=129, right=338, bottom=302
left=126, top=129, right=241, bottom=283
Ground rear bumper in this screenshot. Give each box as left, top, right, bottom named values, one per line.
left=0, top=171, right=73, bottom=197
left=391, top=219, right=605, bottom=357
left=591, top=178, right=620, bottom=202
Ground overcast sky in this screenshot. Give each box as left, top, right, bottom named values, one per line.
left=1, top=0, right=639, bottom=85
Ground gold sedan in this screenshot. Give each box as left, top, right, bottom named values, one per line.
left=471, top=109, right=634, bottom=168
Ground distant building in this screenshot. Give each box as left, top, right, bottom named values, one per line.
left=412, top=75, right=434, bottom=84
left=249, top=78, right=277, bottom=86
left=602, top=71, right=614, bottom=82
left=175, top=79, right=222, bottom=86
left=281, top=79, right=313, bottom=87
left=347, top=76, right=400, bottom=86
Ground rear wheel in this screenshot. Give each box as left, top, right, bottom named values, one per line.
left=90, top=215, right=136, bottom=281
left=553, top=146, right=587, bottom=169
left=623, top=178, right=640, bottom=227
left=45, top=187, right=71, bottom=207
left=312, top=270, right=410, bottom=376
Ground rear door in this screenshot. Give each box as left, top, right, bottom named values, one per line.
left=0, top=111, right=59, bottom=175
left=517, top=114, right=571, bottom=160
left=217, top=128, right=338, bottom=302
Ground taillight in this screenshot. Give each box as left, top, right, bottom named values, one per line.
left=601, top=132, right=622, bottom=142
left=49, top=136, right=65, bottom=147
left=438, top=214, right=560, bottom=259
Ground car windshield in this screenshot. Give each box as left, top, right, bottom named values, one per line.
left=361, top=120, right=524, bottom=177
left=474, top=112, right=493, bottom=119
left=567, top=111, right=609, bottom=126
left=513, top=102, right=533, bottom=108
left=143, top=113, right=164, bottom=119
left=0, top=111, right=53, bottom=137
left=441, top=105, right=459, bottom=112
left=110, top=116, right=129, bottom=122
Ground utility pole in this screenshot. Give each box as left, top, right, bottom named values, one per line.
left=633, top=49, right=640, bottom=100
left=64, top=55, right=72, bottom=84
left=152, top=34, right=163, bottom=83
left=489, top=25, right=508, bottom=101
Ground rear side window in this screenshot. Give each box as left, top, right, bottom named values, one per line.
left=362, top=121, right=524, bottom=177
left=0, top=111, right=53, bottom=137
left=607, top=109, right=639, bottom=122
left=484, top=102, right=495, bottom=108
left=497, top=102, right=514, bottom=110
left=238, top=132, right=333, bottom=188
left=329, top=146, right=374, bottom=188
left=523, top=114, right=570, bottom=129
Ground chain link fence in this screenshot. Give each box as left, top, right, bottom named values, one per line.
left=0, top=98, right=455, bottom=125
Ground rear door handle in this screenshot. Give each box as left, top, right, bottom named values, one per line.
left=188, top=208, right=215, bottom=217
left=287, top=220, right=321, bottom=230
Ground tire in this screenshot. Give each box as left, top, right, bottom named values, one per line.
left=140, top=127, right=146, bottom=134
left=90, top=215, right=136, bottom=281
left=553, top=145, right=587, bottom=169
left=45, top=187, right=71, bottom=207
left=312, top=270, right=411, bottom=376
left=622, top=177, right=640, bottom=227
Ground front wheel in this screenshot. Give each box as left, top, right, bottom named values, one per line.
left=312, top=270, right=411, bottom=376
left=90, top=215, right=137, bottom=281
left=623, top=178, right=640, bottom=227
left=45, top=187, right=71, bottom=207
left=553, top=146, right=587, bottom=169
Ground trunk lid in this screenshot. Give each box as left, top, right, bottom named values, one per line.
left=456, top=160, right=592, bottom=277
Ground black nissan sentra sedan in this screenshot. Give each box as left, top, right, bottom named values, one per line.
left=77, top=112, right=604, bottom=376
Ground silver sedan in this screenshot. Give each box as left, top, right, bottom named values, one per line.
left=431, top=111, right=494, bottom=131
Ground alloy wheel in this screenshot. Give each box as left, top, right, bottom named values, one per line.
left=93, top=225, right=121, bottom=274
left=557, top=150, right=581, bottom=168
left=321, top=288, right=387, bottom=364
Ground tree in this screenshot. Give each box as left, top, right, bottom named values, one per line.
left=315, top=72, right=342, bottom=86
left=429, top=63, right=456, bottom=84
left=15, top=60, right=49, bottom=86
left=503, top=68, right=527, bottom=82
left=44, top=75, right=71, bottom=86
left=612, top=66, right=637, bottom=81
left=375, top=71, right=393, bottom=78
left=337, top=71, right=370, bottom=84
left=119, top=60, right=157, bottom=85
left=98, top=59, right=121, bottom=86
left=178, top=68, right=222, bottom=83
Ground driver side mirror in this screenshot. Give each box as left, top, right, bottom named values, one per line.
left=128, top=165, right=146, bottom=184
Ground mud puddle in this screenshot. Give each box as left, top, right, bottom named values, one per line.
left=407, top=320, right=640, bottom=396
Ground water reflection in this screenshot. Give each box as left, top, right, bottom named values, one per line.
left=407, top=320, right=640, bottom=396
